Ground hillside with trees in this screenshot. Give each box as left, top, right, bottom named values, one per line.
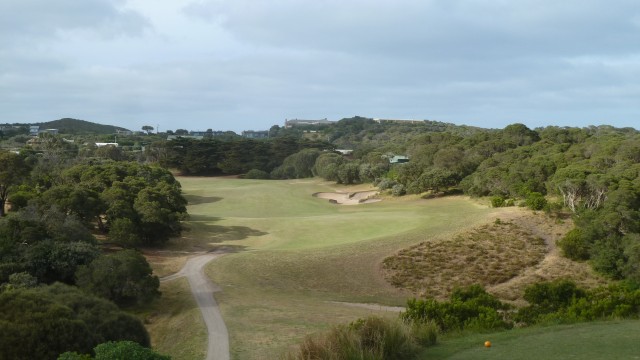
left=256, top=118, right=640, bottom=285
left=0, top=139, right=183, bottom=358
left=36, top=118, right=130, bottom=135
left=1, top=116, right=639, bottom=358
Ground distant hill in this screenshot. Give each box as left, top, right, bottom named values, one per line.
left=35, top=118, right=130, bottom=135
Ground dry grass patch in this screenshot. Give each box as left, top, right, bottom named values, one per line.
left=383, top=220, right=547, bottom=299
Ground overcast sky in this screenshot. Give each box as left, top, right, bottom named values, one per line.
left=1, top=0, right=639, bottom=133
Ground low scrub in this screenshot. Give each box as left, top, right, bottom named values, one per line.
left=402, top=285, right=512, bottom=333
left=514, top=280, right=640, bottom=325
left=383, top=221, right=546, bottom=298
left=282, top=316, right=436, bottom=360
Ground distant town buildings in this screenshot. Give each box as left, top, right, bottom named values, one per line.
left=167, top=135, right=204, bottom=141
left=95, top=142, right=119, bottom=147
left=241, top=130, right=269, bottom=139
left=389, top=155, right=410, bottom=164
left=373, top=119, right=425, bottom=125
left=284, top=118, right=333, bottom=128
left=27, top=126, right=59, bottom=136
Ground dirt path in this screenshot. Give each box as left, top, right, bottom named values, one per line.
left=161, top=253, right=229, bottom=360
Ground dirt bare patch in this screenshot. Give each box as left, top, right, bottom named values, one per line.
left=313, top=191, right=381, bottom=205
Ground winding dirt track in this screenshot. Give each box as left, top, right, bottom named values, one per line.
left=161, top=253, right=229, bottom=360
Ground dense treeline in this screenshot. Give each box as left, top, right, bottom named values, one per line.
left=292, top=120, right=640, bottom=283
left=150, top=136, right=332, bottom=176
left=0, top=146, right=183, bottom=358
left=0, top=283, right=151, bottom=360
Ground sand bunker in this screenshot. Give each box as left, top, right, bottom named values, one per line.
left=313, top=191, right=381, bottom=205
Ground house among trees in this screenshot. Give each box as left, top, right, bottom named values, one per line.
left=189, top=130, right=233, bottom=137
left=242, top=130, right=269, bottom=139
left=29, top=125, right=39, bottom=136
left=95, top=142, right=119, bottom=147
left=373, top=118, right=425, bottom=125
left=389, top=155, right=410, bottom=164
left=284, top=118, right=333, bottom=128
left=39, top=128, right=59, bottom=135
left=167, top=134, right=204, bottom=140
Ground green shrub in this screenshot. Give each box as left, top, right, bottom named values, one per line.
left=377, top=178, right=397, bottom=190
left=409, top=321, right=438, bottom=347
left=244, top=169, right=270, bottom=179
left=525, top=192, right=547, bottom=210
left=491, top=196, right=505, bottom=207
left=402, top=285, right=511, bottom=333
left=514, top=280, right=640, bottom=325
left=283, top=316, right=427, bottom=360
left=557, top=228, right=590, bottom=260
left=391, top=184, right=406, bottom=197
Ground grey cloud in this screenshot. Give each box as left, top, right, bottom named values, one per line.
left=184, top=0, right=640, bottom=60
left=0, top=0, right=149, bottom=45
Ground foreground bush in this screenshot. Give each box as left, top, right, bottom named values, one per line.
left=0, top=283, right=149, bottom=360
left=515, top=280, right=640, bottom=325
left=402, top=285, right=512, bottom=333
left=59, top=341, right=170, bottom=360
left=283, top=316, right=436, bottom=360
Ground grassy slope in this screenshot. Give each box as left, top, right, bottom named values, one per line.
left=143, top=278, right=207, bottom=360
left=174, top=177, right=502, bottom=359
left=145, top=177, right=624, bottom=360
left=424, top=320, right=640, bottom=359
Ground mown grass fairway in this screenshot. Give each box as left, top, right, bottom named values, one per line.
left=165, top=177, right=504, bottom=359
left=423, top=320, right=640, bottom=359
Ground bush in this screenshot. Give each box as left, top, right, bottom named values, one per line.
left=377, top=178, right=397, bottom=190
left=515, top=281, right=640, bottom=325
left=59, top=341, right=171, bottom=360
left=0, top=283, right=150, bottom=360
left=525, top=192, right=547, bottom=210
left=244, top=169, right=270, bottom=179
left=283, top=316, right=429, bottom=360
left=557, top=228, right=590, bottom=260
left=402, top=285, right=511, bottom=333
left=391, top=184, right=406, bottom=197
left=491, top=196, right=505, bottom=208
left=410, top=321, right=438, bottom=347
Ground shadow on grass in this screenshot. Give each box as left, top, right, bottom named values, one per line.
left=185, top=214, right=268, bottom=243
left=184, top=195, right=223, bottom=205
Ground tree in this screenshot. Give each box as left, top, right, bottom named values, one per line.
left=0, top=283, right=150, bottom=360
left=141, top=126, right=154, bottom=135
left=93, top=341, right=170, bottom=360
left=76, top=250, right=160, bottom=306
left=59, top=341, right=170, bottom=360
left=108, top=218, right=141, bottom=248
left=0, top=151, right=31, bottom=217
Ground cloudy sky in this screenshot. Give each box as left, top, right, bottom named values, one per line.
left=1, top=0, right=639, bottom=132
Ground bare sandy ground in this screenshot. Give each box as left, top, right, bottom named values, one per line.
left=161, top=253, right=229, bottom=360
left=313, top=190, right=381, bottom=205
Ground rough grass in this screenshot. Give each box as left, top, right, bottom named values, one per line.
left=382, top=220, right=548, bottom=299
left=145, top=178, right=605, bottom=359
left=172, top=177, right=502, bottom=359
left=423, top=320, right=640, bottom=359
left=141, top=278, right=207, bottom=360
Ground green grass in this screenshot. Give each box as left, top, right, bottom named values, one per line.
left=173, top=177, right=503, bottom=359
left=424, top=320, right=640, bottom=359
left=142, top=278, right=207, bottom=360
left=146, top=177, right=626, bottom=360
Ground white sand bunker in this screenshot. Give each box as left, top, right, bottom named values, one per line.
left=313, top=191, right=381, bottom=205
